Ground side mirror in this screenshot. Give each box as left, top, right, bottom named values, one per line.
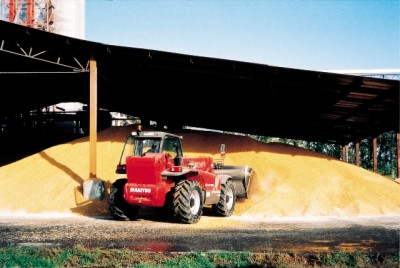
left=115, top=164, right=127, bottom=174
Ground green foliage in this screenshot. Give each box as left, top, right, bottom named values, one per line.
left=210, top=251, right=253, bottom=267
left=56, top=245, right=97, bottom=266
left=0, top=246, right=399, bottom=268
left=251, top=130, right=398, bottom=178
left=321, top=251, right=352, bottom=267
left=158, top=252, right=214, bottom=268
left=319, top=249, right=371, bottom=267
left=0, top=246, right=56, bottom=267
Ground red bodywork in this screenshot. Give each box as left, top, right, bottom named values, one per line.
left=123, top=153, right=221, bottom=207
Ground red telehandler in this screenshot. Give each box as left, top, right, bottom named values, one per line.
left=109, top=127, right=254, bottom=224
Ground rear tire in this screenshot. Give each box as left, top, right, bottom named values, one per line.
left=172, top=180, right=203, bottom=224
left=108, top=179, right=139, bottom=221
left=212, top=179, right=235, bottom=216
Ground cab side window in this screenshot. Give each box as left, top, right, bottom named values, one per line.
left=162, top=137, right=182, bottom=158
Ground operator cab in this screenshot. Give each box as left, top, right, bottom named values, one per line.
left=116, top=130, right=183, bottom=174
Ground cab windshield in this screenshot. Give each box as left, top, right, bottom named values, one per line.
left=118, top=136, right=161, bottom=165
left=118, top=134, right=183, bottom=165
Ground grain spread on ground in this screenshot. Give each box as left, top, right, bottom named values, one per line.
left=0, top=126, right=399, bottom=220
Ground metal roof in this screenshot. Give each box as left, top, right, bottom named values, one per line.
left=0, top=20, right=398, bottom=145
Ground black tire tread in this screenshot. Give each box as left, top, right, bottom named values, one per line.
left=172, top=180, right=203, bottom=224
left=108, top=179, right=139, bottom=221
left=212, top=179, right=235, bottom=217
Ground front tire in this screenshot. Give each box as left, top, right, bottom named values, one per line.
left=172, top=180, right=203, bottom=224
left=212, top=179, right=235, bottom=216
left=108, top=179, right=139, bottom=220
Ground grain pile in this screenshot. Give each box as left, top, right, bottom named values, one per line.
left=0, top=125, right=399, bottom=218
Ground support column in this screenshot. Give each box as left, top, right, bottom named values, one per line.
left=83, top=58, right=104, bottom=201
left=89, top=58, right=97, bottom=179
left=355, top=142, right=360, bottom=166
left=397, top=133, right=400, bottom=178
left=342, top=145, right=347, bottom=162
left=373, top=137, right=377, bottom=173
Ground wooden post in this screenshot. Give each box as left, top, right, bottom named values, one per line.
left=355, top=142, right=360, bottom=166
left=342, top=145, right=347, bottom=162
left=83, top=58, right=105, bottom=201
left=373, top=137, right=377, bottom=173
left=89, top=58, right=97, bottom=179
left=397, top=133, right=400, bottom=178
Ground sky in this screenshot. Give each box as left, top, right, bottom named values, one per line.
left=85, top=0, right=399, bottom=72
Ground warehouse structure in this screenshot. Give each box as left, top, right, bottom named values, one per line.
left=0, top=2, right=398, bottom=179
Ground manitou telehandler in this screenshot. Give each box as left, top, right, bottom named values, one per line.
left=109, top=127, right=254, bottom=224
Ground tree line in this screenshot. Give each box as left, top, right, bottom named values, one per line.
left=251, top=131, right=398, bottom=179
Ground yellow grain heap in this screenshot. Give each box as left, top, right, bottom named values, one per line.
left=0, top=126, right=399, bottom=218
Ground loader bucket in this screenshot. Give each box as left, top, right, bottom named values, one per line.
left=215, top=165, right=255, bottom=199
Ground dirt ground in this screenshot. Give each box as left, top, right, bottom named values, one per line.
left=0, top=125, right=399, bottom=224
left=0, top=214, right=399, bottom=254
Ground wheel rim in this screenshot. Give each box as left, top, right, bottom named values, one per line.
left=226, top=187, right=234, bottom=210
left=190, top=189, right=201, bottom=215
